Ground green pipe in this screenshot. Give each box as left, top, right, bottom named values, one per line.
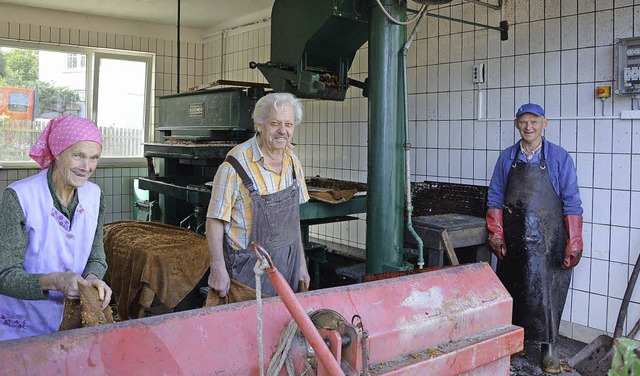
left=401, top=7, right=427, bottom=269
left=366, top=0, right=406, bottom=274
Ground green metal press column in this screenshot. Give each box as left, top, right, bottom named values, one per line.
left=366, top=0, right=408, bottom=274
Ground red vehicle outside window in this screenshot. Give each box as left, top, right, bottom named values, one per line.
left=0, top=86, right=35, bottom=120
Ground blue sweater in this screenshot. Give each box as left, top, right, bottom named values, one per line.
left=487, top=138, right=583, bottom=216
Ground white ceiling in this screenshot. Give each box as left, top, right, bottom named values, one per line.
left=0, top=0, right=275, bottom=31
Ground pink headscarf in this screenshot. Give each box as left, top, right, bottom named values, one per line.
left=29, top=115, right=103, bottom=169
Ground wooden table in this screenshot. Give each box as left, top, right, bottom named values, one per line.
left=405, top=214, right=490, bottom=268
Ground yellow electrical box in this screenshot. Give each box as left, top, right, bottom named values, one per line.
left=596, top=86, right=611, bottom=98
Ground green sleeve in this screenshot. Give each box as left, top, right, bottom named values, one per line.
left=0, top=189, right=48, bottom=300
left=82, top=192, right=107, bottom=279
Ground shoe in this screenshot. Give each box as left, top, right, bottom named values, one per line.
left=540, top=343, right=561, bottom=374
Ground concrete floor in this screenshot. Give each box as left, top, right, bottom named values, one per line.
left=510, top=337, right=588, bottom=375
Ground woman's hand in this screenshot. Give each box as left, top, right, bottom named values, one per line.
left=40, top=271, right=89, bottom=300
left=85, top=274, right=113, bottom=310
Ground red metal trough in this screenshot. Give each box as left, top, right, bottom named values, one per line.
left=0, top=262, right=522, bottom=375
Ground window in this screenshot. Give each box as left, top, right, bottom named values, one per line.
left=93, top=53, right=151, bottom=158
left=8, top=92, right=29, bottom=112
left=0, top=44, right=152, bottom=165
left=66, top=53, right=86, bottom=69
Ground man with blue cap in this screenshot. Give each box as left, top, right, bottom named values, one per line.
left=486, top=103, right=583, bottom=373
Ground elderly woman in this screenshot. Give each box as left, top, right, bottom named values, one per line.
left=0, top=115, right=112, bottom=341
left=206, top=92, right=310, bottom=298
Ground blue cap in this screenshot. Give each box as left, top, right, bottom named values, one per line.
left=515, top=103, right=545, bottom=118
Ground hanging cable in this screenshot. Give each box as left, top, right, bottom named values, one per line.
left=375, top=0, right=427, bottom=25
left=254, top=259, right=269, bottom=376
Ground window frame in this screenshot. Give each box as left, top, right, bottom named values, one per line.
left=0, top=40, right=153, bottom=169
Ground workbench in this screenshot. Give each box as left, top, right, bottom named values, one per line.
left=137, top=176, right=368, bottom=288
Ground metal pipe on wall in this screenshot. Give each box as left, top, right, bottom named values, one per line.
left=176, top=0, right=181, bottom=93
left=366, top=0, right=409, bottom=273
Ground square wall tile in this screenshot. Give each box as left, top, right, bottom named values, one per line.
left=610, top=226, right=630, bottom=264
left=572, top=290, right=589, bottom=326
left=529, top=53, right=545, bottom=85
left=437, top=150, right=450, bottom=176
left=573, top=256, right=591, bottom=290
left=633, top=155, right=640, bottom=191
left=588, top=293, right=608, bottom=331
left=611, top=191, right=631, bottom=227
left=576, top=47, right=596, bottom=83
left=594, top=120, right=613, bottom=153
left=561, top=50, right=578, bottom=84
left=609, top=261, right=630, bottom=299
left=577, top=121, right=595, bottom=152
left=614, top=6, right=634, bottom=39
left=545, top=52, right=561, bottom=85
left=595, top=46, right=614, bottom=82
left=561, top=15, right=578, bottom=49
left=608, top=297, right=623, bottom=333
left=514, top=55, right=530, bottom=87
left=450, top=121, right=462, bottom=148
left=634, top=123, right=640, bottom=154
left=595, top=10, right=614, bottom=46
left=613, top=121, right=632, bottom=153
left=592, top=189, right=612, bottom=224
left=427, top=149, right=438, bottom=176
left=631, top=191, right=640, bottom=228
left=582, top=222, right=593, bottom=257
left=545, top=18, right=561, bottom=51
left=591, top=224, right=611, bottom=260
left=591, top=259, right=610, bottom=295
left=612, top=154, right=631, bottom=190
left=486, top=122, right=501, bottom=149
left=593, top=154, right=612, bottom=189
left=563, top=290, right=573, bottom=322
left=560, top=120, right=577, bottom=152
left=473, top=150, right=487, bottom=180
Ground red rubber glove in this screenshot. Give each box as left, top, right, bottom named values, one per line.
left=563, top=215, right=583, bottom=269
left=486, top=208, right=507, bottom=261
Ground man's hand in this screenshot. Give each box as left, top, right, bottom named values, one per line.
left=298, top=260, right=310, bottom=292
left=488, top=237, right=507, bottom=261
left=85, top=274, right=113, bottom=310
left=208, top=264, right=231, bottom=298
left=206, top=218, right=231, bottom=297
left=486, top=208, right=507, bottom=261
left=40, top=271, right=89, bottom=300
left=562, top=215, right=583, bottom=269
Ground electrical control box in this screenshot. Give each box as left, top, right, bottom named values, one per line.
left=616, top=37, right=640, bottom=95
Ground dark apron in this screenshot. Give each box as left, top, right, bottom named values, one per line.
left=497, top=142, right=570, bottom=343
left=222, top=155, right=302, bottom=297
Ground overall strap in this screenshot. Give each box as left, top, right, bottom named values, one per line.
left=225, top=155, right=257, bottom=194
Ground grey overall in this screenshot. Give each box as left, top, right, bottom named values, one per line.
left=497, top=141, right=570, bottom=343
left=223, top=155, right=303, bottom=297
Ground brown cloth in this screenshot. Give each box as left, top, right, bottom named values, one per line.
left=203, top=280, right=308, bottom=307
left=104, top=221, right=210, bottom=320
left=204, top=279, right=267, bottom=307
left=59, top=284, right=114, bottom=331
left=308, top=188, right=357, bottom=204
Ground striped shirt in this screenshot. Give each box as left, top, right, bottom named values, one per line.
left=206, top=136, right=309, bottom=250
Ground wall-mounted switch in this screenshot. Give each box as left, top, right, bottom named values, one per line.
left=473, top=63, right=485, bottom=84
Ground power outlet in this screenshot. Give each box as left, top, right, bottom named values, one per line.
left=473, top=63, right=485, bottom=84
